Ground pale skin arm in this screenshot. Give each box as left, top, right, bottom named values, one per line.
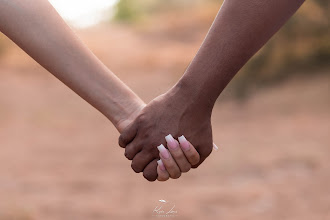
left=0, top=0, right=144, bottom=132
left=0, top=0, right=200, bottom=181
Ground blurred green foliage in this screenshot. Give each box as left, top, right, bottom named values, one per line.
left=113, top=0, right=140, bottom=22
left=113, top=0, right=329, bottom=98
left=113, top=0, right=202, bottom=22
left=233, top=0, right=330, bottom=98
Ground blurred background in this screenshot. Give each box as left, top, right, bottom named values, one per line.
left=0, top=0, right=329, bottom=219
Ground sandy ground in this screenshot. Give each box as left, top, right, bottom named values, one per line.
left=0, top=25, right=329, bottom=220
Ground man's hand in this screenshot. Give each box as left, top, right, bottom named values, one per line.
left=119, top=87, right=214, bottom=181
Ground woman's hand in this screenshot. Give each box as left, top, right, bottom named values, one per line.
left=117, top=101, right=203, bottom=182
left=156, top=135, right=200, bottom=181
left=119, top=89, right=214, bottom=181
left=118, top=106, right=203, bottom=181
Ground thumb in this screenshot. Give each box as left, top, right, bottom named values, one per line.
left=118, top=120, right=138, bottom=148
left=191, top=143, right=213, bottom=168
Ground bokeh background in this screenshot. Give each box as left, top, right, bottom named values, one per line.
left=0, top=0, right=329, bottom=219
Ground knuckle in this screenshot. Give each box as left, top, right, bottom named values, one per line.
left=118, top=135, right=126, bottom=148
left=137, top=114, right=147, bottom=123
left=131, top=161, right=143, bottom=173
left=190, top=154, right=201, bottom=166
left=198, top=144, right=212, bottom=160
left=141, top=132, right=151, bottom=139
left=181, top=164, right=191, bottom=173
left=171, top=171, right=181, bottom=179
left=166, top=162, right=177, bottom=170
left=191, top=161, right=201, bottom=169
left=149, top=146, right=161, bottom=158
left=158, top=177, right=167, bottom=182
left=143, top=170, right=158, bottom=182
left=173, top=152, right=185, bottom=161
left=124, top=150, right=133, bottom=160
left=141, top=149, right=155, bottom=160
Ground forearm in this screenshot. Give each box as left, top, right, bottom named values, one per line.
left=174, top=0, right=305, bottom=111
left=0, top=0, right=144, bottom=132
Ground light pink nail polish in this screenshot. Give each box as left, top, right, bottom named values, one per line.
left=157, top=144, right=170, bottom=159
left=157, top=159, right=166, bottom=171
left=213, top=143, right=219, bottom=151
left=178, top=135, right=190, bottom=151
left=165, top=134, right=178, bottom=150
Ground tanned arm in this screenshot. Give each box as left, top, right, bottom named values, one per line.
left=119, top=0, right=306, bottom=181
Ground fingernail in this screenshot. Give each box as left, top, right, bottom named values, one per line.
left=213, top=143, right=219, bottom=151
left=157, top=159, right=166, bottom=171
left=178, top=135, right=190, bottom=151
left=165, top=134, right=178, bottom=150
left=157, top=144, right=170, bottom=159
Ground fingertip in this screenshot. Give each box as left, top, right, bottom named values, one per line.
left=178, top=135, right=189, bottom=150
left=170, top=171, right=181, bottom=179
left=145, top=174, right=157, bottom=182
left=118, top=134, right=126, bottom=148
left=118, top=122, right=138, bottom=148
left=191, top=156, right=205, bottom=169
left=157, top=159, right=166, bottom=171
left=190, top=148, right=201, bottom=166
left=124, top=150, right=134, bottom=160
left=143, top=160, right=158, bottom=181
left=157, top=162, right=170, bottom=181
left=131, top=161, right=143, bottom=173
left=181, top=163, right=191, bottom=173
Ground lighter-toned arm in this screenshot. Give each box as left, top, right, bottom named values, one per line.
left=0, top=0, right=144, bottom=132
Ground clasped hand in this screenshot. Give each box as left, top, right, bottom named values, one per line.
left=119, top=88, right=214, bottom=181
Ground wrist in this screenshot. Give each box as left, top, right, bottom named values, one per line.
left=169, top=78, right=215, bottom=116
left=116, top=102, right=146, bottom=133
left=107, top=94, right=146, bottom=133
left=81, top=67, right=146, bottom=133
